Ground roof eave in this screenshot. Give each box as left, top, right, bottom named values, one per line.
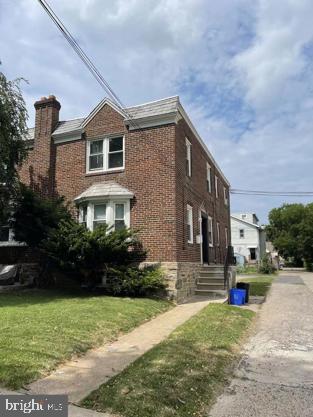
left=52, top=129, right=83, bottom=144
left=125, top=112, right=179, bottom=130
left=177, top=102, right=230, bottom=187
left=74, top=192, right=134, bottom=205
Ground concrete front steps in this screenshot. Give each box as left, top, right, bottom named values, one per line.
left=195, top=265, right=227, bottom=298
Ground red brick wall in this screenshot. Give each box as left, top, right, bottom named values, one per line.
left=19, top=96, right=60, bottom=198
left=19, top=99, right=230, bottom=265
left=175, top=118, right=230, bottom=264
left=22, top=103, right=177, bottom=262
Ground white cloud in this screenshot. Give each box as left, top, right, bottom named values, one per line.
left=1, top=0, right=313, bottom=222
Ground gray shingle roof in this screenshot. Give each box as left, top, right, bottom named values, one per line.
left=125, top=96, right=179, bottom=120
left=26, top=97, right=179, bottom=139
left=74, top=181, right=134, bottom=203
left=52, top=118, right=85, bottom=136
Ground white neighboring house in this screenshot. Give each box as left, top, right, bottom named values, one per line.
left=231, top=213, right=266, bottom=264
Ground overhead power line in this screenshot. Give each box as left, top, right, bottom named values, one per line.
left=37, top=0, right=141, bottom=131
left=231, top=189, right=313, bottom=197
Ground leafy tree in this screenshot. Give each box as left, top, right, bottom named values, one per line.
left=258, top=254, right=276, bottom=275
left=41, top=220, right=147, bottom=285
left=266, top=203, right=313, bottom=267
left=0, top=71, right=28, bottom=223
left=11, top=184, right=71, bottom=247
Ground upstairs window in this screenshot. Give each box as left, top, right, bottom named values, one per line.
left=215, top=175, right=219, bottom=198
left=207, top=163, right=212, bottom=192
left=186, top=138, right=192, bottom=177
left=239, top=229, right=245, bottom=239
left=224, top=187, right=228, bottom=205
left=87, top=136, right=124, bottom=173
left=108, top=137, right=124, bottom=169
left=89, top=140, right=103, bottom=170
left=186, top=205, right=193, bottom=244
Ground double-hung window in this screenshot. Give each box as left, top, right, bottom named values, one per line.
left=114, top=203, right=126, bottom=230
left=208, top=217, right=213, bottom=247
left=239, top=229, right=244, bottom=239
left=224, top=187, right=228, bottom=206
left=207, top=163, right=212, bottom=192
left=215, top=175, right=219, bottom=198
left=186, top=138, right=192, bottom=177
left=89, top=140, right=104, bottom=171
left=187, top=205, right=193, bottom=244
left=93, top=203, right=107, bottom=229
left=87, top=136, right=124, bottom=173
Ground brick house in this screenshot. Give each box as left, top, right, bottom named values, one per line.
left=17, top=94, right=232, bottom=301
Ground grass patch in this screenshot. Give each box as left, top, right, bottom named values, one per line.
left=82, top=304, right=254, bottom=417
left=239, top=275, right=275, bottom=296
left=0, top=290, right=171, bottom=389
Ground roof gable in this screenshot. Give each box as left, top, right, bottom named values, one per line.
left=231, top=215, right=261, bottom=229
left=82, top=98, right=126, bottom=128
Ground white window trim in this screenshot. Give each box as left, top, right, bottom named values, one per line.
left=216, top=222, right=220, bottom=246
left=215, top=175, right=219, bottom=198
left=186, top=138, right=192, bottom=177
left=187, top=204, right=193, bottom=244
left=86, top=135, right=125, bottom=174
left=239, top=228, right=245, bottom=239
left=207, top=163, right=212, bottom=193
left=208, top=216, right=213, bottom=247
left=80, top=199, right=130, bottom=231
left=223, top=186, right=228, bottom=205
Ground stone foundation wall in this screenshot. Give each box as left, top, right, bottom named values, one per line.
left=161, top=262, right=203, bottom=303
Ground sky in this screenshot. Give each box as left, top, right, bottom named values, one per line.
left=1, top=0, right=313, bottom=224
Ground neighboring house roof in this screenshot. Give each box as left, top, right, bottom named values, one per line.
left=26, top=95, right=230, bottom=185
left=74, top=181, right=134, bottom=203
left=52, top=118, right=85, bottom=137
left=232, top=212, right=259, bottom=223
left=231, top=215, right=262, bottom=229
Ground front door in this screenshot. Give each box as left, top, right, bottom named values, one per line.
left=201, top=214, right=209, bottom=264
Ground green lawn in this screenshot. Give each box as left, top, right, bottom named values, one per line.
left=0, top=290, right=171, bottom=389
left=239, top=275, right=275, bottom=296
left=82, top=304, right=255, bottom=417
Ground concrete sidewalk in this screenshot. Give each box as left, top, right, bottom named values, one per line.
left=26, top=296, right=225, bottom=405
left=208, top=272, right=313, bottom=417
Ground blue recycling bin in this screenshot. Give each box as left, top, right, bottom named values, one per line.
left=229, top=288, right=246, bottom=305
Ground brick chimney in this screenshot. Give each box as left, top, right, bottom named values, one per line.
left=30, top=95, right=61, bottom=197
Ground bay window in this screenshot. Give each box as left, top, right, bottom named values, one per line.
left=79, top=200, right=130, bottom=231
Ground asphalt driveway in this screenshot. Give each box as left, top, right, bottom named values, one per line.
left=208, top=271, right=313, bottom=417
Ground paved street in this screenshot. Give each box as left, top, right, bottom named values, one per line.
left=208, top=272, right=313, bottom=417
